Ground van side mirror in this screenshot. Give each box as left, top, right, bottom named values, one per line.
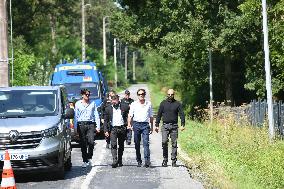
left=64, top=108, right=74, bottom=119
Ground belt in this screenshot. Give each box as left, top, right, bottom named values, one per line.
left=112, top=125, right=126, bottom=127
left=163, top=122, right=177, bottom=125
left=133, top=121, right=148, bottom=124
left=78, top=121, right=94, bottom=125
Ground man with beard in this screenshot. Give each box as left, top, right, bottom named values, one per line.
left=155, top=89, right=185, bottom=167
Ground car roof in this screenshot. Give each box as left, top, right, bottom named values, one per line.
left=0, top=86, right=62, bottom=91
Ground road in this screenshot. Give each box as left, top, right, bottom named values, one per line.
left=13, top=84, right=203, bottom=189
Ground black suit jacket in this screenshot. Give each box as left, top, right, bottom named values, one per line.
left=103, top=102, right=130, bottom=132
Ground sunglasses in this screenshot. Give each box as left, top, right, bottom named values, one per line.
left=138, top=93, right=145, bottom=96
left=84, top=93, right=90, bottom=96
left=167, top=94, right=174, bottom=96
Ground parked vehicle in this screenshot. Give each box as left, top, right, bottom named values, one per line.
left=0, top=86, right=74, bottom=179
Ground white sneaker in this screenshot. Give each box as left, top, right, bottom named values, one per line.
left=88, top=159, right=93, bottom=167
left=82, top=162, right=89, bottom=168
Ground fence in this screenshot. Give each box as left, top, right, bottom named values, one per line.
left=245, top=100, right=284, bottom=136
left=211, top=100, right=284, bottom=136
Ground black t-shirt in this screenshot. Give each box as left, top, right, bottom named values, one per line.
left=155, top=99, right=185, bottom=126
left=121, top=98, right=134, bottom=106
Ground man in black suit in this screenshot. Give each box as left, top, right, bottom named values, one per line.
left=104, top=95, right=130, bottom=168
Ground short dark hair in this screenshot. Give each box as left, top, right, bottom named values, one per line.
left=111, top=94, right=119, bottom=100
left=81, top=89, right=90, bottom=95
left=125, top=90, right=130, bottom=95
left=107, top=89, right=116, bottom=97
left=137, top=89, right=146, bottom=95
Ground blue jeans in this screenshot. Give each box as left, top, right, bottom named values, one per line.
left=133, top=122, right=150, bottom=162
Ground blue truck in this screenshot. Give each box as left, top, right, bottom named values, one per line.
left=50, top=61, right=108, bottom=141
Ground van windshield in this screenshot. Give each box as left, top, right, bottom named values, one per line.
left=0, top=90, right=57, bottom=117
left=64, top=83, right=100, bottom=99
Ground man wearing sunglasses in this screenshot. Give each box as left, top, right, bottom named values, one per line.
left=155, top=89, right=185, bottom=167
left=104, top=95, right=130, bottom=168
left=128, top=89, right=153, bottom=168
left=75, top=89, right=101, bottom=168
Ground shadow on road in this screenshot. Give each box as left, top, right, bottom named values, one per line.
left=13, top=165, right=92, bottom=183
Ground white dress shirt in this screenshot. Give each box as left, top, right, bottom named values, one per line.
left=112, top=106, right=124, bottom=126
left=129, top=100, right=153, bottom=122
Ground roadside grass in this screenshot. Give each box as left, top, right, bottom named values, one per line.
left=148, top=83, right=284, bottom=189
left=179, top=120, right=284, bottom=189
left=148, top=83, right=166, bottom=112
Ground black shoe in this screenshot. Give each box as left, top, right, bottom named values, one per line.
left=117, top=162, right=123, bottom=167
left=137, top=161, right=142, bottom=167
left=112, top=162, right=118, bottom=168
left=127, top=141, right=131, bottom=145
left=162, top=160, right=168, bottom=167
left=172, top=161, right=178, bottom=167
left=144, top=161, right=151, bottom=168
left=106, top=143, right=110, bottom=149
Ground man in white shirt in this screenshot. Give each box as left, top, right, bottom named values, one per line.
left=127, top=89, right=153, bottom=168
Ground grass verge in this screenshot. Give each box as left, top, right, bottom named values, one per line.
left=179, top=120, right=284, bottom=189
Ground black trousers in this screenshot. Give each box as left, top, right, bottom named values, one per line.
left=161, top=123, right=178, bottom=161
left=110, top=126, right=126, bottom=163
left=77, top=121, right=95, bottom=163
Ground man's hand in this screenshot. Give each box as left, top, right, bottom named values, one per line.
left=127, top=125, right=132, bottom=130
left=180, top=126, right=185, bottom=131
left=96, top=128, right=101, bottom=133
left=154, top=126, right=159, bottom=133
left=101, top=119, right=104, bottom=124
left=105, top=131, right=109, bottom=137
left=149, top=128, right=153, bottom=134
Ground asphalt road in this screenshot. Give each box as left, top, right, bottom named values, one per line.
left=12, top=84, right=203, bottom=189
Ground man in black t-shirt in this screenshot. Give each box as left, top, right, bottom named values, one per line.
left=121, top=90, right=134, bottom=145
left=155, top=89, right=185, bottom=167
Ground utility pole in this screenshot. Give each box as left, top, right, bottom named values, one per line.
left=262, top=0, right=274, bottom=140
left=124, top=46, right=128, bottom=80
left=81, top=0, right=85, bottom=61
left=9, top=0, right=14, bottom=86
left=114, top=38, right=117, bottom=88
left=132, top=51, right=136, bottom=81
left=209, top=48, right=213, bottom=124
left=0, top=0, right=9, bottom=87
left=103, top=16, right=109, bottom=66
left=81, top=0, right=91, bottom=62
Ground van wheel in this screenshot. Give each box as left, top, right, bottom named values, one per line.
left=54, top=152, right=65, bottom=180
left=65, top=155, right=72, bottom=171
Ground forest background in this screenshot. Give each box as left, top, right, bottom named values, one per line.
left=7, top=0, right=284, bottom=112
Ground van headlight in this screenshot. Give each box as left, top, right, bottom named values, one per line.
left=41, top=126, right=58, bottom=138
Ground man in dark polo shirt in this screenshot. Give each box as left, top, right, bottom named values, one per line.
left=121, top=90, right=134, bottom=145
left=155, top=89, right=185, bottom=167
left=104, top=95, right=130, bottom=168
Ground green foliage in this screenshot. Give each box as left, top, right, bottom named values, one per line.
left=10, top=36, right=36, bottom=86
left=9, top=0, right=118, bottom=86
left=179, top=120, right=284, bottom=188
left=112, top=0, right=284, bottom=108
